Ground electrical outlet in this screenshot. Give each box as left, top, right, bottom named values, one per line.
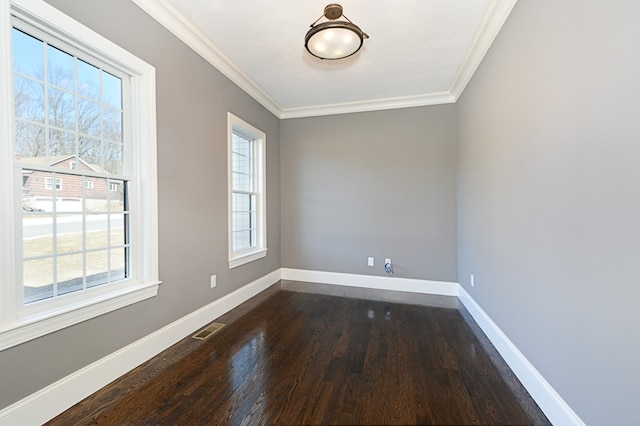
left=470, top=274, right=474, bottom=287
left=368, top=257, right=374, bottom=266
left=210, top=274, right=217, bottom=288
left=384, top=258, right=393, bottom=275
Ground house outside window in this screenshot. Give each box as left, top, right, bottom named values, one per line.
left=0, top=0, right=159, bottom=351
left=228, top=113, right=267, bottom=268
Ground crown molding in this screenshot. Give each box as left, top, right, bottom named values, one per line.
left=130, top=0, right=283, bottom=118
left=280, top=92, right=456, bottom=119
left=132, top=0, right=517, bottom=119
left=449, top=0, right=519, bottom=100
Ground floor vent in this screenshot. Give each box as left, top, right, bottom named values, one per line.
left=192, top=322, right=225, bottom=340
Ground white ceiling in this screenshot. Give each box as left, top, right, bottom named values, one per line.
left=132, top=0, right=518, bottom=118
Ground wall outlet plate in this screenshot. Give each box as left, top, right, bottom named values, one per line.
left=368, top=257, right=374, bottom=266
left=210, top=274, right=217, bottom=288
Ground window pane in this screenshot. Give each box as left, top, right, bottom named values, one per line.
left=23, top=257, right=54, bottom=303
left=56, top=214, right=83, bottom=253
left=232, top=192, right=255, bottom=251
left=104, top=142, right=123, bottom=175
left=233, top=230, right=251, bottom=251
left=23, top=215, right=53, bottom=258
left=49, top=128, right=75, bottom=159
left=47, top=45, right=74, bottom=91
left=77, top=59, right=100, bottom=100
left=110, top=213, right=126, bottom=247
left=232, top=134, right=253, bottom=192
left=86, top=177, right=109, bottom=211
left=102, top=71, right=122, bottom=109
left=109, top=180, right=123, bottom=195
left=12, top=28, right=44, bottom=79
left=15, top=121, right=46, bottom=161
left=233, top=193, right=251, bottom=212
left=232, top=134, right=251, bottom=156
left=110, top=247, right=127, bottom=281
left=86, top=214, right=109, bottom=250
left=48, top=87, right=75, bottom=130
left=232, top=170, right=252, bottom=192
left=78, top=98, right=101, bottom=137
left=103, top=107, right=122, bottom=142
left=86, top=250, right=109, bottom=288
left=14, top=75, right=45, bottom=123
left=79, top=137, right=102, bottom=168
left=109, top=180, right=125, bottom=211
left=233, top=212, right=252, bottom=232
left=55, top=179, right=83, bottom=213
left=57, top=253, right=84, bottom=295
left=25, top=171, right=55, bottom=211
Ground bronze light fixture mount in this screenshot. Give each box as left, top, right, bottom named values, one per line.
left=305, top=3, right=370, bottom=60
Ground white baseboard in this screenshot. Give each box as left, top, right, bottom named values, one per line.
left=0, top=269, right=281, bottom=426
left=458, top=285, right=585, bottom=426
left=280, top=268, right=459, bottom=296
left=0, top=268, right=583, bottom=426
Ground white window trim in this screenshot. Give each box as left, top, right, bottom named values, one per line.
left=227, top=112, right=267, bottom=269
left=0, top=0, right=160, bottom=351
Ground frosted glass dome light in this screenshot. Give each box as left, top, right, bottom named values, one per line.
left=305, top=4, right=369, bottom=60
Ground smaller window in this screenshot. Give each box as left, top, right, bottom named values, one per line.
left=45, top=177, right=62, bottom=190
left=85, top=180, right=94, bottom=189
left=109, top=182, right=119, bottom=191
left=228, top=113, right=267, bottom=268
left=70, top=161, right=77, bottom=169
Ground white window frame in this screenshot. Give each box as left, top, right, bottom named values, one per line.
left=0, top=0, right=159, bottom=351
left=227, top=112, right=267, bottom=269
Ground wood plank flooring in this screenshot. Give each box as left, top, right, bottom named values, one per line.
left=47, top=287, right=550, bottom=425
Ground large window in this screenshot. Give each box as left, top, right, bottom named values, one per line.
left=0, top=0, right=159, bottom=351
left=14, top=23, right=131, bottom=304
left=228, top=113, right=267, bottom=268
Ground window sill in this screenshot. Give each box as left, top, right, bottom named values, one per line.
left=229, top=248, right=268, bottom=269
left=0, top=281, right=160, bottom=352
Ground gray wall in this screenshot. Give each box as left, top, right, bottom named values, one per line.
left=0, top=0, right=280, bottom=409
left=457, top=1, right=640, bottom=424
left=281, top=106, right=458, bottom=282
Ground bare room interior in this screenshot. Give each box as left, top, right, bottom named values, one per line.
left=1, top=1, right=638, bottom=425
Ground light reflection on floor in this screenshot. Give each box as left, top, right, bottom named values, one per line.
left=231, top=326, right=267, bottom=424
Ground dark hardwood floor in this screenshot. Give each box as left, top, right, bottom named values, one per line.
left=48, top=286, right=550, bottom=425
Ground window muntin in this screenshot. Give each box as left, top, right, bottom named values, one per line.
left=14, top=23, right=130, bottom=305
left=228, top=113, right=266, bottom=268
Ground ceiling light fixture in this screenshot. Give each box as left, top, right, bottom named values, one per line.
left=305, top=4, right=369, bottom=60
